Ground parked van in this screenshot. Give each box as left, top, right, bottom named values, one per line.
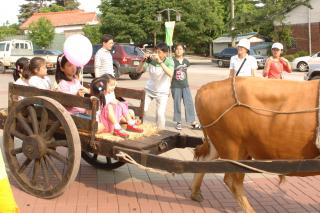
left=0, top=39, right=33, bottom=71
left=0, top=39, right=58, bottom=73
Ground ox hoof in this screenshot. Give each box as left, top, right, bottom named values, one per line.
left=191, top=192, right=204, bottom=202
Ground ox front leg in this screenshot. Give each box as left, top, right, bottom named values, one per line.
left=224, top=173, right=255, bottom=213
left=191, top=142, right=218, bottom=202
left=191, top=173, right=205, bottom=202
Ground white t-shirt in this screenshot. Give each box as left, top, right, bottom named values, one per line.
left=230, top=55, right=258, bottom=76
left=28, top=76, right=52, bottom=90
left=94, top=48, right=114, bottom=77
left=14, top=78, right=29, bottom=86
left=144, top=59, right=174, bottom=95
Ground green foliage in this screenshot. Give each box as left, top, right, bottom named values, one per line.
left=55, top=0, right=80, bottom=10
left=19, top=0, right=79, bottom=24
left=99, top=0, right=226, bottom=55
left=271, top=24, right=294, bottom=50
left=28, top=17, right=55, bottom=48
left=83, top=25, right=102, bottom=45
left=284, top=50, right=309, bottom=62
left=0, top=24, right=20, bottom=40
left=39, top=4, right=65, bottom=12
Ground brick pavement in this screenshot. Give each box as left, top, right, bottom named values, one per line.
left=1, top=59, right=320, bottom=213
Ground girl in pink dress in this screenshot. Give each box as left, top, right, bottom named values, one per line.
left=97, top=74, right=143, bottom=138
left=55, top=54, right=90, bottom=114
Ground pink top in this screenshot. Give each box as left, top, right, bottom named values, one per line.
left=265, top=59, right=292, bottom=79
left=57, top=79, right=86, bottom=114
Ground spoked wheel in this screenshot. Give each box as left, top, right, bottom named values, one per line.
left=81, top=151, right=125, bottom=170
left=3, top=96, right=81, bottom=198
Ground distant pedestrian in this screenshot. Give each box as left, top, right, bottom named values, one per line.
left=229, top=38, right=258, bottom=77
left=263, top=42, right=292, bottom=79
left=136, top=43, right=174, bottom=130
left=94, top=34, right=114, bottom=77
left=171, top=43, right=200, bottom=130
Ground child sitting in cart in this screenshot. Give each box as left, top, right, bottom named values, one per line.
left=13, top=57, right=30, bottom=84
left=94, top=74, right=143, bottom=138
left=55, top=54, right=90, bottom=115
left=27, top=57, right=52, bottom=90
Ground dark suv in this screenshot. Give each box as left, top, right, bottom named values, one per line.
left=83, top=43, right=144, bottom=80
left=212, top=47, right=266, bottom=69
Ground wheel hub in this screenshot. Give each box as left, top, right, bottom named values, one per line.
left=22, top=135, right=47, bottom=160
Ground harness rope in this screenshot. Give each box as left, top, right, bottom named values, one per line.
left=202, top=75, right=320, bottom=129
left=116, top=151, right=283, bottom=176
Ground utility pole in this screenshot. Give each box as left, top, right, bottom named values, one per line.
left=231, top=0, right=236, bottom=47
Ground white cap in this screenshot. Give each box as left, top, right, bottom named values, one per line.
left=237, top=39, right=250, bottom=51
left=272, top=42, right=283, bottom=50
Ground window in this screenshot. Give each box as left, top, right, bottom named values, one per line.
left=15, top=43, right=19, bottom=49
left=123, top=45, right=144, bottom=56
left=0, top=43, right=5, bottom=51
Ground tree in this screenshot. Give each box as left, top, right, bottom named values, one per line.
left=39, top=4, right=65, bottom=12
left=18, top=0, right=79, bottom=24
left=55, top=0, right=80, bottom=10
left=28, top=17, right=55, bottom=48
left=99, top=0, right=226, bottom=55
left=0, top=24, right=20, bottom=40
left=83, top=25, right=102, bottom=45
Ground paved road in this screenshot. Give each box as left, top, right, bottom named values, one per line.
left=1, top=59, right=320, bottom=213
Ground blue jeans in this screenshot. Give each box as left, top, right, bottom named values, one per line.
left=171, top=87, right=196, bottom=123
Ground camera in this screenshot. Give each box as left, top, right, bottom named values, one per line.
left=145, top=56, right=152, bottom=63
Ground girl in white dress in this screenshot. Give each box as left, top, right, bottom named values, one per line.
left=28, top=57, right=52, bottom=90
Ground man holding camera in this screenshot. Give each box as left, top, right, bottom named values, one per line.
left=136, top=43, right=174, bottom=130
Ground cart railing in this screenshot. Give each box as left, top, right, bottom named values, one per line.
left=7, top=83, right=146, bottom=144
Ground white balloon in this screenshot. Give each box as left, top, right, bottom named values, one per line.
left=63, top=34, right=93, bottom=67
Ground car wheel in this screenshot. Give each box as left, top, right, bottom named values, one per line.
left=113, top=65, right=120, bottom=79
left=0, top=63, right=5, bottom=73
left=217, top=60, right=224, bottom=67
left=310, top=75, right=320, bottom=80
left=129, top=72, right=142, bottom=80
left=297, top=62, right=308, bottom=72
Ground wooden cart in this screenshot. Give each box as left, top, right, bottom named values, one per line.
left=1, top=83, right=320, bottom=199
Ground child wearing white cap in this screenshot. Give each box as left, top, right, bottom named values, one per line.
left=263, top=42, right=292, bottom=79
left=229, top=38, right=258, bottom=77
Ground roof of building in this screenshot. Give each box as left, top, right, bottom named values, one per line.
left=213, top=32, right=265, bottom=43
left=20, top=10, right=99, bottom=29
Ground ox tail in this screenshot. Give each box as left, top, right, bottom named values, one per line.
left=278, top=175, right=286, bottom=185
left=194, top=130, right=211, bottom=159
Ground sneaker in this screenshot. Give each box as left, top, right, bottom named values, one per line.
left=127, top=124, right=143, bottom=133
left=191, top=122, right=201, bottom=130
left=113, top=129, right=129, bottom=138
left=175, top=122, right=182, bottom=130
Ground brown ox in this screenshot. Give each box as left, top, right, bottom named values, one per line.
left=191, top=77, right=320, bottom=213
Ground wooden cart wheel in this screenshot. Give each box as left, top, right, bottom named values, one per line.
left=81, top=151, right=125, bottom=170
left=3, top=96, right=81, bottom=198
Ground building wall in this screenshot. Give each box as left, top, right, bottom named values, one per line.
left=289, top=22, right=320, bottom=54
left=55, top=25, right=84, bottom=34
left=282, top=0, right=320, bottom=25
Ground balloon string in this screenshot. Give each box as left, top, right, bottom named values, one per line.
left=80, top=66, right=84, bottom=87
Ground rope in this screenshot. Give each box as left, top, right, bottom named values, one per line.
left=202, top=75, right=320, bottom=129
left=116, top=151, right=174, bottom=176
left=216, top=158, right=284, bottom=176
left=116, top=151, right=284, bottom=176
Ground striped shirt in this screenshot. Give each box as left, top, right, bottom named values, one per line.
left=94, top=47, right=114, bottom=77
